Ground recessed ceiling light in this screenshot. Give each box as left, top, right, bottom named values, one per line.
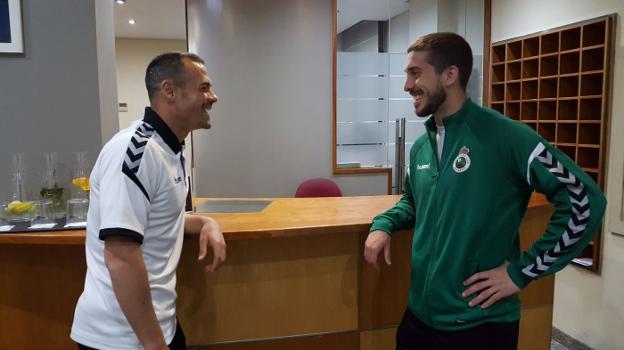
left=128, top=19, right=136, bottom=25
left=116, top=0, right=126, bottom=4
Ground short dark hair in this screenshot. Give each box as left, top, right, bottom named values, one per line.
left=407, top=32, right=473, bottom=90
left=145, top=52, right=205, bottom=101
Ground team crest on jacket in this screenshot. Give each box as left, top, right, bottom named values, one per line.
left=453, top=146, right=471, bottom=173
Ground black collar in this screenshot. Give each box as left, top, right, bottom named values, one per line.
left=142, top=107, right=184, bottom=154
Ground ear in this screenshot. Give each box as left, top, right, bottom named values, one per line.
left=441, top=65, right=460, bottom=88
left=160, top=80, right=176, bottom=101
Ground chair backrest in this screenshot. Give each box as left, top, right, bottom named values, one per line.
left=295, top=178, right=342, bottom=198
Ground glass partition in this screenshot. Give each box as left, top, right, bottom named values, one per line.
left=333, top=0, right=485, bottom=191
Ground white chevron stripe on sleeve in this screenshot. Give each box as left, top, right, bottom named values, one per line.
left=527, top=142, right=546, bottom=185
left=569, top=186, right=584, bottom=196
left=552, top=242, right=563, bottom=254
left=522, top=265, right=538, bottom=278
left=570, top=195, right=589, bottom=207
left=561, top=230, right=581, bottom=247
left=543, top=252, right=557, bottom=263
left=568, top=217, right=587, bottom=233
left=571, top=205, right=590, bottom=219
left=522, top=145, right=590, bottom=279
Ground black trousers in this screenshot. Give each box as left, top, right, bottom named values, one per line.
left=396, top=308, right=519, bottom=350
left=77, top=320, right=186, bottom=350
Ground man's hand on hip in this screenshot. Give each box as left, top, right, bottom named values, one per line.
left=462, top=262, right=520, bottom=309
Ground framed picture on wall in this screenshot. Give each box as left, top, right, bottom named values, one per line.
left=0, top=0, right=23, bottom=54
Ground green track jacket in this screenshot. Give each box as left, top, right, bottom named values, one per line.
left=370, top=99, right=606, bottom=331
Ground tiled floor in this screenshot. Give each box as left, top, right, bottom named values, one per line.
left=551, top=339, right=571, bottom=350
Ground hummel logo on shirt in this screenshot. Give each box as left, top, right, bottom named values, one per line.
left=173, top=176, right=183, bottom=184
left=417, top=163, right=430, bottom=170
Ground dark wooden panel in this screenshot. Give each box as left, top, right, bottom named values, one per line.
left=358, top=229, right=412, bottom=329
left=0, top=245, right=85, bottom=350
left=520, top=275, right=555, bottom=307
left=360, top=328, right=396, bottom=350
left=178, top=233, right=358, bottom=343
left=517, top=204, right=556, bottom=308
left=518, top=306, right=553, bottom=350
left=189, top=331, right=359, bottom=350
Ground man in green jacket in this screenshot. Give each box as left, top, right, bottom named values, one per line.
left=364, top=32, right=606, bottom=350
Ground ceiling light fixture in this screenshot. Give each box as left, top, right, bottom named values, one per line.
left=128, top=19, right=136, bottom=25
left=116, top=0, right=126, bottom=4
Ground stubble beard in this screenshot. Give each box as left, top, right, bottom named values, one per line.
left=416, top=85, right=447, bottom=117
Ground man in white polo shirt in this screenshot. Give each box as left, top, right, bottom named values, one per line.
left=71, top=52, right=225, bottom=350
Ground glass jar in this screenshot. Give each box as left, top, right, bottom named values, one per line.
left=70, top=151, right=90, bottom=200
left=6, top=153, right=35, bottom=223
left=40, top=152, right=65, bottom=219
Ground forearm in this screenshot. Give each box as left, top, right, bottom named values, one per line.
left=184, top=213, right=218, bottom=234
left=105, top=242, right=166, bottom=349
left=370, top=194, right=415, bottom=234
left=508, top=146, right=607, bottom=288
left=184, top=213, right=226, bottom=271
left=370, top=173, right=416, bottom=234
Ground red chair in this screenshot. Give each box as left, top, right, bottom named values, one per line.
left=295, top=178, right=342, bottom=198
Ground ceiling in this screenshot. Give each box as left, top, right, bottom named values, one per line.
left=114, top=0, right=186, bottom=39
left=113, top=0, right=409, bottom=39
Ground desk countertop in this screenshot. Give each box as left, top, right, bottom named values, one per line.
left=0, top=194, right=549, bottom=245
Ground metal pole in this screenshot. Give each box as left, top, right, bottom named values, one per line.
left=395, top=117, right=406, bottom=194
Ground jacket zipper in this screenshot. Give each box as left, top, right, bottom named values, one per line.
left=424, top=126, right=441, bottom=325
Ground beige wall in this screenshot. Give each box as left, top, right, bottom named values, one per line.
left=187, top=0, right=389, bottom=198
left=115, top=38, right=186, bottom=129
left=493, top=1, right=624, bottom=349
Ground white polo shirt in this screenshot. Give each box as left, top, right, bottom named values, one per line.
left=71, top=108, right=188, bottom=349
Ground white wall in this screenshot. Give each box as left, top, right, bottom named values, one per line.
left=492, top=1, right=624, bottom=349
left=0, top=0, right=116, bottom=200
left=115, top=38, right=186, bottom=129
left=187, top=0, right=388, bottom=198
left=437, top=0, right=459, bottom=34
left=408, top=0, right=438, bottom=43
left=389, top=11, right=410, bottom=53
left=95, top=0, right=120, bottom=144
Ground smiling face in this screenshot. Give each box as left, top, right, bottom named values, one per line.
left=403, top=50, right=448, bottom=118
left=172, top=59, right=218, bottom=133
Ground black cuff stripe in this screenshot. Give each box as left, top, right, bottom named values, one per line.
left=99, top=228, right=144, bottom=244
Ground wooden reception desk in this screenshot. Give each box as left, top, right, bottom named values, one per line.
left=0, top=195, right=554, bottom=349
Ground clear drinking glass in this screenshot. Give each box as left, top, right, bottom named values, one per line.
left=0, top=201, right=9, bottom=226
left=31, top=199, right=54, bottom=225
left=66, top=198, right=89, bottom=226
left=66, top=152, right=90, bottom=226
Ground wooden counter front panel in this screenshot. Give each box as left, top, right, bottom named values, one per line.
left=517, top=205, right=556, bottom=308
left=177, top=233, right=359, bottom=343
left=359, top=229, right=411, bottom=329
left=0, top=245, right=85, bottom=350
left=0, top=196, right=554, bottom=349
left=360, top=328, right=396, bottom=350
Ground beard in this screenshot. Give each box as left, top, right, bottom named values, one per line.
left=416, top=84, right=447, bottom=117
left=200, top=109, right=212, bottom=129
left=199, top=119, right=212, bottom=130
